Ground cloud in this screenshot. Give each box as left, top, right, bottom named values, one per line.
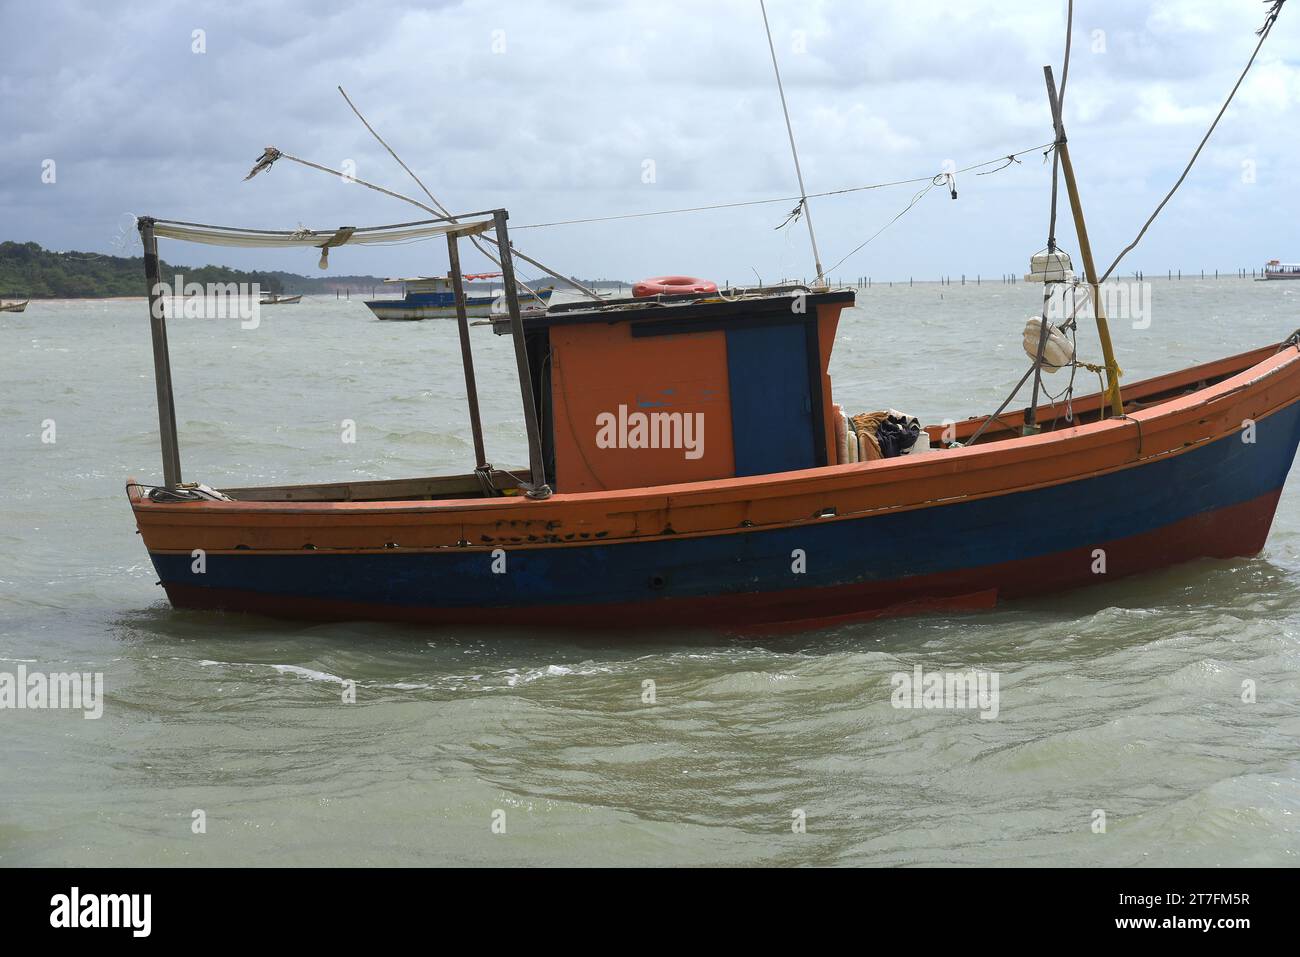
left=1, top=0, right=1296, bottom=282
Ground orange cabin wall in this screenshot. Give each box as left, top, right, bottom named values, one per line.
left=549, top=322, right=736, bottom=493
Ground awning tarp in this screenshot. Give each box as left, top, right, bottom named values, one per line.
left=149, top=217, right=493, bottom=248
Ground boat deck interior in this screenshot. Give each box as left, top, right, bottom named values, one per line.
left=208, top=343, right=1278, bottom=505
left=938, top=342, right=1275, bottom=446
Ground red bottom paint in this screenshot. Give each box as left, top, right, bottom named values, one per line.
left=161, top=489, right=1283, bottom=631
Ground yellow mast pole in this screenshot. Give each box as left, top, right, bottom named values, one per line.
left=1044, top=65, right=1124, bottom=417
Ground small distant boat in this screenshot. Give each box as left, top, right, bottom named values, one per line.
left=259, top=293, right=302, bottom=304
left=364, top=273, right=552, bottom=321
left=0, top=299, right=29, bottom=312
left=1262, top=260, right=1300, bottom=280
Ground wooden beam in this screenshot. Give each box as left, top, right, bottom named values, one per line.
left=494, top=210, right=551, bottom=498
left=139, top=217, right=182, bottom=487
left=1044, top=65, right=1124, bottom=418
left=446, top=232, right=488, bottom=470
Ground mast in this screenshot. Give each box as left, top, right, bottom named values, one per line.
left=760, top=0, right=825, bottom=286
left=446, top=230, right=489, bottom=476
left=493, top=210, right=552, bottom=499
left=1043, top=65, right=1124, bottom=418
left=138, top=217, right=183, bottom=488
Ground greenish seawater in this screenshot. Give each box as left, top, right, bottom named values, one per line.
left=2, top=280, right=1298, bottom=865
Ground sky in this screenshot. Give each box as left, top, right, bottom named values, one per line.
left=1, top=0, right=1298, bottom=284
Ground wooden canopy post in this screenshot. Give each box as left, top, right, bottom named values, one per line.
left=446, top=230, right=489, bottom=475
left=138, top=217, right=183, bottom=488
left=493, top=210, right=551, bottom=499
left=1044, top=66, right=1123, bottom=418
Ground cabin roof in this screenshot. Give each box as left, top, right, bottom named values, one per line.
left=146, top=217, right=493, bottom=249
left=489, top=285, right=853, bottom=334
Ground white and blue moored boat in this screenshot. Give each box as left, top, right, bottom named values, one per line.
left=363, top=273, right=553, bottom=320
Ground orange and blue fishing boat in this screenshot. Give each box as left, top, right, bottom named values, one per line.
left=124, top=3, right=1300, bottom=631
left=125, top=207, right=1300, bottom=628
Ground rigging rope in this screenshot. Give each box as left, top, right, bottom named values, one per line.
left=821, top=179, right=941, bottom=277
left=963, top=0, right=1283, bottom=446
left=511, top=142, right=1052, bottom=230
left=337, top=85, right=566, bottom=305
left=1028, top=0, right=1075, bottom=427
left=1045, top=0, right=1074, bottom=252
left=1099, top=0, right=1288, bottom=284
left=976, top=155, right=1021, bottom=176
left=760, top=0, right=825, bottom=283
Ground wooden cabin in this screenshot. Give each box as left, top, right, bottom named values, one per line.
left=495, top=286, right=854, bottom=493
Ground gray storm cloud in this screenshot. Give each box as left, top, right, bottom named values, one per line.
left=2, top=0, right=1296, bottom=283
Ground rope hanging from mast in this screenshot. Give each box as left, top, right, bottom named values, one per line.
left=1025, top=0, right=1077, bottom=432
left=759, top=0, right=825, bottom=286
left=1044, top=0, right=1073, bottom=252
left=336, top=87, right=594, bottom=304
left=1099, top=0, right=1288, bottom=285
left=961, top=0, right=1287, bottom=447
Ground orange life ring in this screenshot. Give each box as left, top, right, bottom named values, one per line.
left=632, top=275, right=718, bottom=298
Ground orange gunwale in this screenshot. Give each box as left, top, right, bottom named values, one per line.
left=131, top=342, right=1300, bottom=555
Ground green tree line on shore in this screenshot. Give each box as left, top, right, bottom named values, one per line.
left=0, top=241, right=386, bottom=298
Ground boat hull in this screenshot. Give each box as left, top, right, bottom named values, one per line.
left=130, top=344, right=1300, bottom=629
left=155, top=485, right=1284, bottom=628
left=363, top=299, right=499, bottom=320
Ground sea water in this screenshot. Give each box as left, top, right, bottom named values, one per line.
left=1, top=280, right=1298, bottom=865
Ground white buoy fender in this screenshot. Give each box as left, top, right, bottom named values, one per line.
left=1022, top=317, right=1074, bottom=373
left=833, top=405, right=848, bottom=464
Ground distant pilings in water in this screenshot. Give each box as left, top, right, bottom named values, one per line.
left=1154, top=268, right=1263, bottom=280
left=850, top=273, right=1016, bottom=286
left=841, top=268, right=1266, bottom=288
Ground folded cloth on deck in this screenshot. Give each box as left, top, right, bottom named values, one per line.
left=850, top=409, right=921, bottom=460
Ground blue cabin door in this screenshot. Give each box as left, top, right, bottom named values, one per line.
left=725, top=322, right=817, bottom=476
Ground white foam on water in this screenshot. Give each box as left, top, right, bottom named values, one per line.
left=270, top=664, right=345, bottom=684
left=501, top=663, right=616, bottom=686
left=196, top=659, right=346, bottom=685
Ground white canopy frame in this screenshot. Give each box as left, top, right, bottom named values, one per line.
left=150, top=215, right=492, bottom=248
left=136, top=208, right=551, bottom=499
